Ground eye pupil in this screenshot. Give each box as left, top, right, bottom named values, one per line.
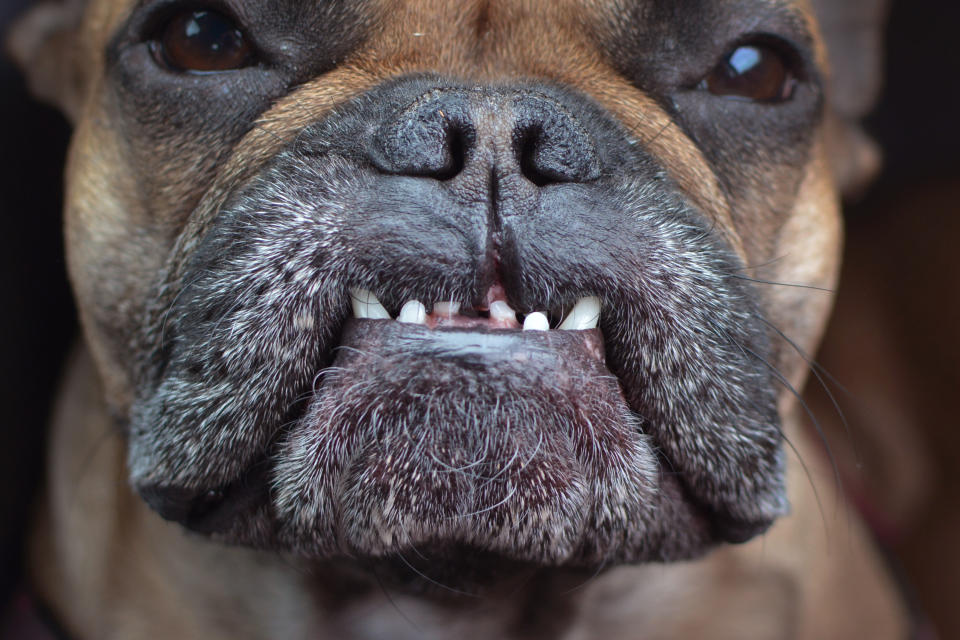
left=706, top=44, right=794, bottom=103
left=156, top=9, right=253, bottom=72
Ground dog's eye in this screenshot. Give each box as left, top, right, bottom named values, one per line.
left=152, top=10, right=254, bottom=72
left=705, top=44, right=796, bottom=102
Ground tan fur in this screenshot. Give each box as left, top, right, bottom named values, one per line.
left=14, top=0, right=908, bottom=637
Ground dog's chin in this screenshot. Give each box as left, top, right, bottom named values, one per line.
left=197, top=317, right=721, bottom=588
left=275, top=319, right=681, bottom=566
left=135, top=311, right=764, bottom=575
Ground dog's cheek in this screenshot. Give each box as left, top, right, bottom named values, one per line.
left=763, top=142, right=843, bottom=409
left=105, top=51, right=290, bottom=231
left=64, top=110, right=173, bottom=411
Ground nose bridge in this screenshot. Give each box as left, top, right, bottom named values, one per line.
left=369, top=85, right=601, bottom=187
left=469, top=91, right=519, bottom=171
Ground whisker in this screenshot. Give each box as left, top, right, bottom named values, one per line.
left=734, top=342, right=843, bottom=542
left=724, top=333, right=835, bottom=542
left=158, top=272, right=205, bottom=351
left=454, top=483, right=519, bottom=518
left=368, top=562, right=422, bottom=632
left=734, top=254, right=792, bottom=272
left=643, top=119, right=672, bottom=147
left=67, top=422, right=124, bottom=509
left=561, top=559, right=610, bottom=595
left=481, top=440, right=522, bottom=486
left=393, top=550, right=477, bottom=597
left=251, top=117, right=294, bottom=147
left=427, top=447, right=488, bottom=477
left=759, top=317, right=861, bottom=468
left=728, top=273, right=834, bottom=293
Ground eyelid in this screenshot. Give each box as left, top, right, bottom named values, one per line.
left=128, top=0, right=261, bottom=53
left=147, top=3, right=275, bottom=76
left=689, top=33, right=808, bottom=95
left=150, top=21, right=253, bottom=74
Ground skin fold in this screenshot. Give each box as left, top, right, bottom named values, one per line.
left=10, top=0, right=906, bottom=637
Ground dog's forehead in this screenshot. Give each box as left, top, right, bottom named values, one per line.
left=97, top=0, right=821, bottom=55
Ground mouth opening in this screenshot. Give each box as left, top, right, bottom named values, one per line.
left=350, top=283, right=602, bottom=335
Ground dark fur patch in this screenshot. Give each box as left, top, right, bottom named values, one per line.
left=128, top=76, right=786, bottom=573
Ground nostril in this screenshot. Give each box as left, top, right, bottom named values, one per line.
left=513, top=103, right=601, bottom=186
left=432, top=125, right=467, bottom=181
left=518, top=126, right=558, bottom=187
left=369, top=90, right=474, bottom=181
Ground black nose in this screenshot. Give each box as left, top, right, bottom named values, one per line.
left=369, top=88, right=601, bottom=186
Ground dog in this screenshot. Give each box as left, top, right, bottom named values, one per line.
left=8, top=0, right=909, bottom=637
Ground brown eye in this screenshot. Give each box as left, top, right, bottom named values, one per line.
left=706, top=44, right=796, bottom=102
left=153, top=10, right=253, bottom=72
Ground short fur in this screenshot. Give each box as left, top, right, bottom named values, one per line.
left=10, top=0, right=906, bottom=637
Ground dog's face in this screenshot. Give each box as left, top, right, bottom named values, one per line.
left=16, top=0, right=883, bottom=585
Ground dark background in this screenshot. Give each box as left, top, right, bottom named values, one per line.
left=1, top=0, right=958, bottom=633
left=0, top=0, right=75, bottom=603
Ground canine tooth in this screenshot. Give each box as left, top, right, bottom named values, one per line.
left=558, top=296, right=601, bottom=330
left=523, top=312, right=549, bottom=331
left=489, top=300, right=517, bottom=322
left=433, top=301, right=460, bottom=317
left=398, top=300, right=426, bottom=324
left=350, top=289, right=391, bottom=319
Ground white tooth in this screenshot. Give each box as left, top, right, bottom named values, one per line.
left=433, top=301, right=460, bottom=317
left=523, top=311, right=549, bottom=331
left=558, top=296, right=601, bottom=330
left=489, top=300, right=517, bottom=322
left=350, top=288, right=391, bottom=319
left=398, top=300, right=426, bottom=324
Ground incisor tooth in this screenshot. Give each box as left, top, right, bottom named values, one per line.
left=489, top=300, right=517, bottom=322
left=398, top=300, right=426, bottom=324
left=523, top=312, right=549, bottom=331
left=558, top=296, right=601, bottom=330
left=350, top=288, right=391, bottom=319
left=433, top=301, right=460, bottom=317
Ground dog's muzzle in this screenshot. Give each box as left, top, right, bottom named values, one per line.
left=128, top=76, right=787, bottom=577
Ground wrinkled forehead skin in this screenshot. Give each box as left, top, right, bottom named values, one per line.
left=65, top=0, right=839, bottom=419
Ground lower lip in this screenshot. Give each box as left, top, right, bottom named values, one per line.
left=338, top=319, right=607, bottom=367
